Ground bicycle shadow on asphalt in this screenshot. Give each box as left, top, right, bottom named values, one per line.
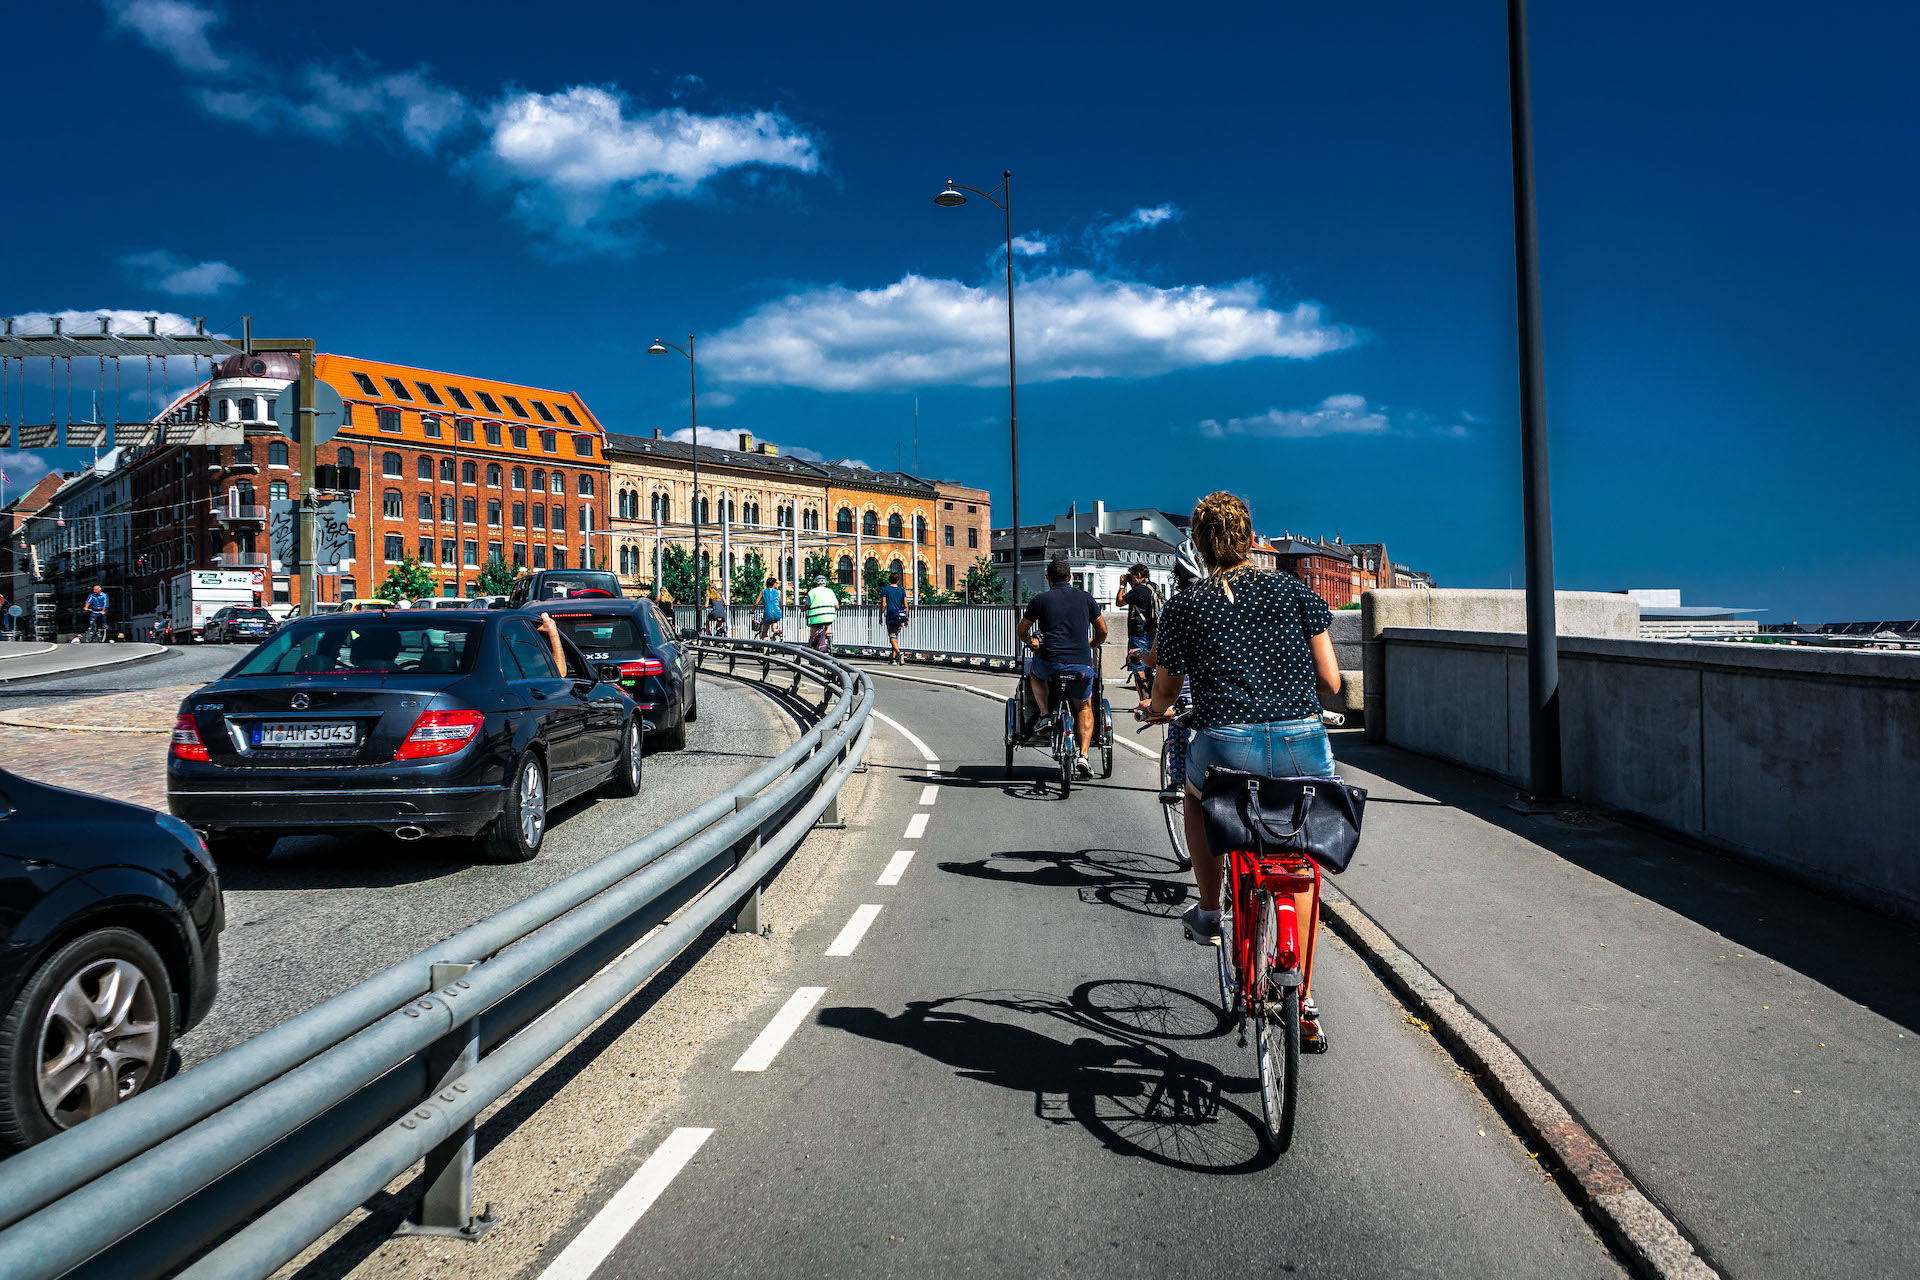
left=937, top=762, right=1151, bottom=803
left=939, top=847, right=1192, bottom=919
left=818, top=982, right=1274, bottom=1174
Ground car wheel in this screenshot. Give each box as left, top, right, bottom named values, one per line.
left=0, top=927, right=177, bottom=1153
left=683, top=677, right=699, bottom=723
left=661, top=697, right=689, bottom=751
left=204, top=832, right=276, bottom=866
left=477, top=752, right=546, bottom=863
left=602, top=718, right=644, bottom=797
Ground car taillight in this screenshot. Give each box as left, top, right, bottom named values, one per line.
left=171, top=714, right=210, bottom=762
left=619, top=658, right=665, bottom=678
left=395, top=709, right=485, bottom=760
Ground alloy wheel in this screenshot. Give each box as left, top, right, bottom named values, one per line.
left=519, top=760, right=546, bottom=848
left=36, top=958, right=161, bottom=1129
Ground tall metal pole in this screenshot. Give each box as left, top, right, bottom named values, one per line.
left=688, top=334, right=701, bottom=604
left=1001, top=170, right=1023, bottom=615
left=1508, top=0, right=1561, bottom=798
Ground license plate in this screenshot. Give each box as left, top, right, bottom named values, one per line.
left=251, top=721, right=357, bottom=748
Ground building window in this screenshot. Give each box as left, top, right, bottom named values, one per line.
left=863, top=511, right=879, bottom=537
left=578, top=474, right=594, bottom=497
left=651, top=492, right=668, bottom=521
left=532, top=544, right=547, bottom=569
left=836, top=507, right=853, bottom=534
left=889, top=557, right=903, bottom=582
left=441, top=495, right=455, bottom=522
left=916, top=515, right=928, bottom=544
left=274, top=575, right=291, bottom=604
left=476, top=391, right=501, bottom=415
left=440, top=538, right=455, bottom=564
left=464, top=539, right=478, bottom=567
left=512, top=543, right=526, bottom=567
left=511, top=427, right=528, bottom=449
left=531, top=400, right=556, bottom=423
left=487, top=463, right=501, bottom=488
left=419, top=537, right=433, bottom=563
left=462, top=461, right=477, bottom=484
left=579, top=506, right=592, bottom=532
left=488, top=500, right=502, bottom=526
left=943, top=501, right=953, bottom=511
left=836, top=555, right=854, bottom=586
left=377, top=408, right=401, bottom=434
left=447, top=386, right=474, bottom=410
left=484, top=422, right=502, bottom=446
left=270, top=481, right=289, bottom=501
left=573, top=434, right=593, bottom=456
left=440, top=458, right=455, bottom=483
left=457, top=418, right=475, bottom=442
left=422, top=415, right=444, bottom=439
left=413, top=382, right=444, bottom=406
left=968, top=527, right=978, bottom=549
left=503, top=395, right=529, bottom=418
left=383, top=377, right=413, bottom=401
left=512, top=503, right=525, bottom=528
left=351, top=371, right=380, bottom=396
left=236, top=441, right=254, bottom=464
left=462, top=497, right=476, bottom=524
left=887, top=513, right=902, bottom=540
left=532, top=505, right=546, bottom=531
left=268, top=440, right=288, bottom=467
left=530, top=469, right=545, bottom=492
left=489, top=540, right=503, bottom=562
left=553, top=548, right=567, bottom=569
left=511, top=467, right=525, bottom=490
left=383, top=489, right=402, bottom=519
left=697, top=495, right=710, bottom=524
left=417, top=456, right=433, bottom=481
left=337, top=447, right=355, bottom=467
left=944, top=524, right=955, bottom=547
left=551, top=472, right=567, bottom=494
left=540, top=431, right=558, bottom=453
left=946, top=564, right=955, bottom=591
left=384, top=534, right=403, bottom=562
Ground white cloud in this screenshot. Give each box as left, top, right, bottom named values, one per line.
left=1, top=450, right=56, bottom=491
left=120, top=250, right=245, bottom=295
left=1009, top=235, right=1050, bottom=257
left=480, top=87, right=819, bottom=251
left=1104, top=204, right=1178, bottom=238
left=666, top=426, right=749, bottom=449
left=104, top=0, right=227, bottom=73
left=1199, top=394, right=1388, bottom=439
left=295, top=67, right=468, bottom=151
left=6, top=308, right=206, bottom=335
left=705, top=270, right=1355, bottom=392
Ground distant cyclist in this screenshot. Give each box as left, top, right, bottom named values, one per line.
left=805, top=575, right=839, bottom=652
left=703, top=593, right=728, bottom=637
left=881, top=568, right=909, bottom=665
left=83, top=584, right=108, bottom=641
left=1115, top=561, right=1159, bottom=715
left=1018, top=556, right=1107, bottom=778
left=757, top=575, right=783, bottom=641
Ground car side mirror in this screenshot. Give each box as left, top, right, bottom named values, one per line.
left=595, top=663, right=624, bottom=684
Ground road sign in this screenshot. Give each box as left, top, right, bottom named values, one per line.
left=250, top=569, right=265, bottom=586
left=268, top=377, right=346, bottom=445
left=5, top=604, right=20, bottom=618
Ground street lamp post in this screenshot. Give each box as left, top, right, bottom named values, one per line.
left=647, top=336, right=701, bottom=604
left=933, top=171, right=1022, bottom=615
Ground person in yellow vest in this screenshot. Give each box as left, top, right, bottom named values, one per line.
left=805, top=575, right=839, bottom=653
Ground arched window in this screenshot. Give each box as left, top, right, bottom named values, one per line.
left=218, top=399, right=233, bottom=422
left=807, top=508, right=820, bottom=531
left=530, top=469, right=545, bottom=493
left=382, top=452, right=402, bottom=477
left=441, top=495, right=455, bottom=522
left=862, top=510, right=879, bottom=537
left=237, top=397, right=256, bottom=421
left=864, top=556, right=880, bottom=585
left=578, top=474, right=594, bottom=496
left=417, top=494, right=433, bottom=521
left=836, top=507, right=853, bottom=534
left=268, top=440, right=288, bottom=467
left=698, top=495, right=710, bottom=524
left=887, top=513, right=903, bottom=540
left=383, top=489, right=402, bottom=519
left=511, top=467, right=526, bottom=490
left=551, top=473, right=566, bottom=494
left=417, top=456, right=433, bottom=481
left=487, top=463, right=501, bottom=487
left=889, top=557, right=903, bottom=582
left=337, top=447, right=355, bottom=467
left=461, top=461, right=476, bottom=484
left=440, top=458, right=456, bottom=482
left=836, top=555, right=854, bottom=586
left=915, top=514, right=927, bottom=545
left=651, top=492, right=668, bottom=521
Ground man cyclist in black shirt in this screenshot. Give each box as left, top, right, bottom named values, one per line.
left=1115, top=562, right=1158, bottom=715
left=1018, top=557, right=1107, bottom=778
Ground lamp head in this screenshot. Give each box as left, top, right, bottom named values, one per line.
left=646, top=340, right=670, bottom=355
left=933, top=184, right=967, bottom=208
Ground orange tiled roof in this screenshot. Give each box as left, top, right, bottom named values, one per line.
left=317, top=353, right=606, bottom=459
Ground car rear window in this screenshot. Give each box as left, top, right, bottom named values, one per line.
left=230, top=621, right=483, bottom=677
left=234, top=609, right=273, bottom=620
left=533, top=571, right=621, bottom=600
left=550, top=615, right=643, bottom=651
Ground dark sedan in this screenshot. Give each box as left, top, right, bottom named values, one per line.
left=167, top=610, right=643, bottom=864
left=204, top=606, right=277, bottom=645
left=0, top=768, right=223, bottom=1152
left=527, top=597, right=698, bottom=750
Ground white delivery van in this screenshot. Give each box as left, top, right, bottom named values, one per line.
left=168, top=570, right=257, bottom=643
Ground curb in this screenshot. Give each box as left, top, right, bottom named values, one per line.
left=0, top=644, right=167, bottom=686
left=0, top=642, right=56, bottom=661
left=1317, top=884, right=1719, bottom=1280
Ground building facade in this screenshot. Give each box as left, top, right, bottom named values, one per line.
left=931, top=482, right=991, bottom=596
left=1270, top=536, right=1358, bottom=607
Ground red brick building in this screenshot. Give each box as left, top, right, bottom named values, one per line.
left=1270, top=536, right=1357, bottom=607
left=127, top=351, right=610, bottom=615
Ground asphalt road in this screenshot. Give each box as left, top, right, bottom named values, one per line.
left=0, top=641, right=230, bottom=705
left=538, top=674, right=1627, bottom=1280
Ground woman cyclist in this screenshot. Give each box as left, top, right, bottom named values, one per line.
left=1147, top=540, right=1204, bottom=803
left=1147, top=491, right=1342, bottom=1047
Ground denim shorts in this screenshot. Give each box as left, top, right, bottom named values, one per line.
left=1030, top=657, right=1094, bottom=701
left=1186, top=716, right=1335, bottom=784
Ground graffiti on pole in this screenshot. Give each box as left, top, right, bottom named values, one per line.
left=269, top=499, right=355, bottom=574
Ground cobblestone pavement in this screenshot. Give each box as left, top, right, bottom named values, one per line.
left=0, top=683, right=192, bottom=732
left=0, top=723, right=169, bottom=809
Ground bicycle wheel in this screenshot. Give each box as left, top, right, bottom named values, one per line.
left=1215, top=907, right=1235, bottom=1017
left=1056, top=715, right=1074, bottom=796
left=1161, top=739, right=1190, bottom=869
left=1251, top=894, right=1300, bottom=1153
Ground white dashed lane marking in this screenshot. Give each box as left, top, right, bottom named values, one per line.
left=876, top=850, right=915, bottom=886
left=904, top=812, right=929, bottom=840
left=872, top=709, right=939, bottom=763
left=918, top=784, right=939, bottom=806
left=732, top=987, right=827, bottom=1072
left=825, top=904, right=884, bottom=956
left=538, top=1127, right=713, bottom=1280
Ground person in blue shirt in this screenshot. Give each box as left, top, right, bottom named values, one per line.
left=757, top=575, right=784, bottom=641
left=83, top=584, right=109, bottom=640
left=880, top=569, right=909, bottom=665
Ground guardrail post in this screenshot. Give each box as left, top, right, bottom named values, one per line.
left=817, top=743, right=847, bottom=829
left=728, top=647, right=738, bottom=675
left=732, top=795, right=765, bottom=935
left=397, top=963, right=493, bottom=1240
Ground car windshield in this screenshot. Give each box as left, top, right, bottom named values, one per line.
left=535, top=572, right=621, bottom=600
left=548, top=614, right=643, bottom=651
left=229, top=620, right=484, bottom=677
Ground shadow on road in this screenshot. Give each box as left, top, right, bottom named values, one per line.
left=1336, top=738, right=1920, bottom=1034
left=820, top=983, right=1273, bottom=1174
left=940, top=847, right=1191, bottom=919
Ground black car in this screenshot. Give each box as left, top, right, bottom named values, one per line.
left=527, top=597, right=698, bottom=750
left=204, top=606, right=277, bottom=645
left=167, top=610, right=643, bottom=864
left=504, top=569, right=623, bottom=608
left=0, top=768, right=223, bottom=1153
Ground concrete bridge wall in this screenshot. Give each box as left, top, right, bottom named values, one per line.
left=1378, top=628, right=1920, bottom=923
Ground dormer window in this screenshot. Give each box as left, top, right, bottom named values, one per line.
left=414, top=382, right=445, bottom=406
left=557, top=404, right=581, bottom=426
left=351, top=372, right=380, bottom=396
left=503, top=395, right=529, bottom=418
left=532, top=400, right=557, bottom=423
left=476, top=391, right=502, bottom=414
left=383, top=377, right=414, bottom=401
left=446, top=386, right=474, bottom=410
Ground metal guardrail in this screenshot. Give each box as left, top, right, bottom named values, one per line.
left=676, top=603, right=1019, bottom=666
left=0, top=638, right=872, bottom=1280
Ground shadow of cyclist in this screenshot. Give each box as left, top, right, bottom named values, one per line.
left=939, top=847, right=1192, bottom=919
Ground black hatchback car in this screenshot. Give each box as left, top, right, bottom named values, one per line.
left=204, top=606, right=277, bottom=645
left=526, top=598, right=698, bottom=749
left=0, top=768, right=223, bottom=1152
left=167, top=610, right=643, bottom=864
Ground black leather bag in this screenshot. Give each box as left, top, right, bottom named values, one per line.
left=1198, top=766, right=1368, bottom=874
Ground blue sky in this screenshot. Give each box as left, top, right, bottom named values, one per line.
left=4, top=1, right=1915, bottom=621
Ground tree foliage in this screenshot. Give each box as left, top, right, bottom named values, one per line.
left=378, top=554, right=436, bottom=604
left=656, top=544, right=701, bottom=605
left=473, top=555, right=517, bottom=597
left=862, top=557, right=891, bottom=602
left=962, top=554, right=1006, bottom=604
left=803, top=550, right=851, bottom=604
left=730, top=550, right=768, bottom=605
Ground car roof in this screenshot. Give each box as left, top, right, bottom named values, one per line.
left=523, top=598, right=645, bottom=615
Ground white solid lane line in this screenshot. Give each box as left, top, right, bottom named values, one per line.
left=538, top=1127, right=714, bottom=1280
left=825, top=904, right=883, bottom=956
left=732, top=987, right=827, bottom=1072
left=872, top=708, right=939, bottom=763
left=876, top=850, right=915, bottom=886
left=918, top=784, right=939, bottom=806
left=904, top=812, right=929, bottom=840
left=1117, top=734, right=1157, bottom=760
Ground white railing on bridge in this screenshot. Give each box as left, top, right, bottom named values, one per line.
left=675, top=603, right=1018, bottom=662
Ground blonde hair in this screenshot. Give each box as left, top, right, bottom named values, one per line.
left=1191, top=490, right=1254, bottom=601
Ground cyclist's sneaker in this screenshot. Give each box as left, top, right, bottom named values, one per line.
left=1073, top=754, right=1093, bottom=779
left=1180, top=904, right=1222, bottom=946
left=1158, top=780, right=1184, bottom=804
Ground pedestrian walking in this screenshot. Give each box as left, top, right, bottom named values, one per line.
left=805, top=575, right=839, bottom=653
left=881, top=568, right=909, bottom=664
left=1115, top=561, right=1159, bottom=713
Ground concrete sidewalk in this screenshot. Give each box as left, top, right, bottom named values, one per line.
left=0, top=640, right=164, bottom=683
left=0, top=640, right=55, bottom=661
left=1330, top=734, right=1919, bottom=1280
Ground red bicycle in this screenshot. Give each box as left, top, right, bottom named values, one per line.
left=1212, top=841, right=1322, bottom=1153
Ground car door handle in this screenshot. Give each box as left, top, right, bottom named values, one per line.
left=529, top=689, right=549, bottom=700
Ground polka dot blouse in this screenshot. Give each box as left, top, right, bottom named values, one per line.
left=1154, top=570, right=1333, bottom=728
